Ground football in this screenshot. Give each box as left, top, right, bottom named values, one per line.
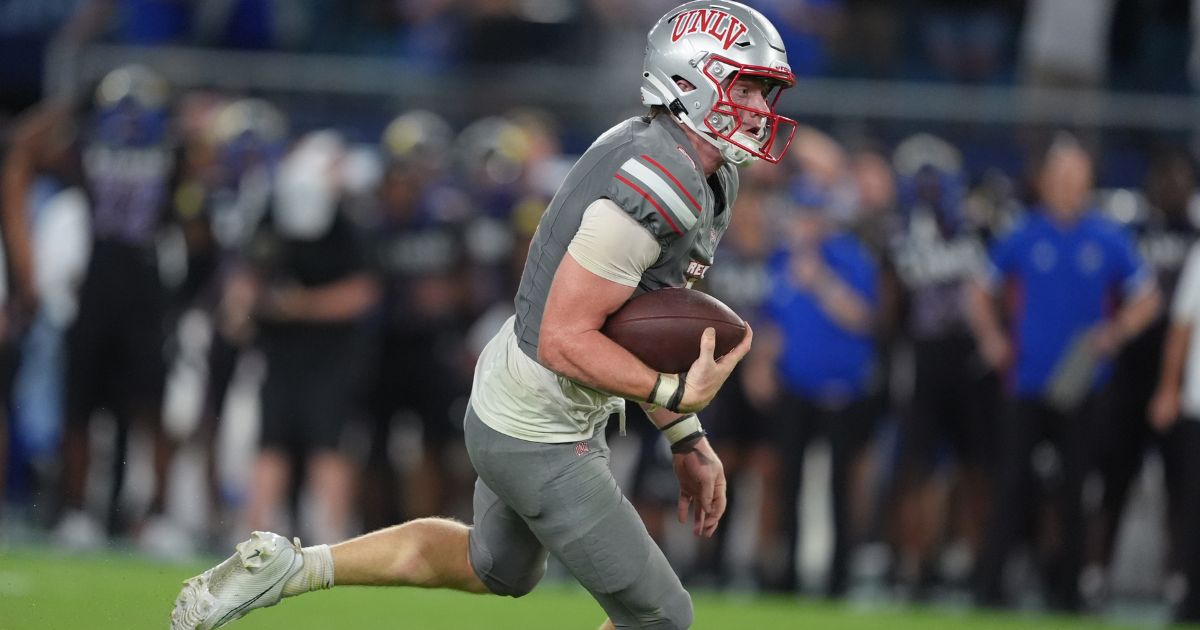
left=601, top=287, right=747, bottom=374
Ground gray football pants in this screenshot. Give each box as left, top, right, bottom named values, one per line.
left=464, top=405, right=693, bottom=629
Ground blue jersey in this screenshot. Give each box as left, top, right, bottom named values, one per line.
left=766, top=232, right=878, bottom=404
left=987, top=209, right=1151, bottom=395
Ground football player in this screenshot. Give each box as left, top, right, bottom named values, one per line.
left=4, top=65, right=182, bottom=548
left=171, top=2, right=794, bottom=628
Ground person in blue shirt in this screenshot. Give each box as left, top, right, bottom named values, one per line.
left=747, top=173, right=879, bottom=597
left=967, top=136, right=1161, bottom=611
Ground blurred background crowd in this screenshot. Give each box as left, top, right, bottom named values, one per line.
left=5, top=0, right=1200, bottom=626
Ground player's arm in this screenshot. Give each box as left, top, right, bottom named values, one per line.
left=1150, top=321, right=1191, bottom=431
left=1092, top=236, right=1162, bottom=355
left=1093, top=281, right=1160, bottom=355
left=1, top=103, right=72, bottom=309
left=965, top=275, right=1013, bottom=372
left=258, top=272, right=380, bottom=323
left=798, top=255, right=873, bottom=333
left=1150, top=246, right=1200, bottom=431
left=641, top=404, right=726, bottom=538
left=539, top=199, right=751, bottom=414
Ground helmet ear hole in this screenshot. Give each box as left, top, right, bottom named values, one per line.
left=670, top=75, right=695, bottom=92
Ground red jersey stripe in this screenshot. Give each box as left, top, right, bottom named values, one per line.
left=640, top=154, right=701, bottom=214
left=614, top=173, right=682, bottom=236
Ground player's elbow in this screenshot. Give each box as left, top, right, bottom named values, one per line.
left=537, top=331, right=569, bottom=374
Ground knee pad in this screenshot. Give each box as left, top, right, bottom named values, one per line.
left=470, top=536, right=547, bottom=599
left=500, top=559, right=546, bottom=598
left=653, top=586, right=694, bottom=629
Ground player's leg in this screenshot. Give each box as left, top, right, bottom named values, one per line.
left=302, top=342, right=363, bottom=543
left=467, top=406, right=693, bottom=628
left=170, top=505, right=499, bottom=629
left=124, top=295, right=171, bottom=519
left=1045, top=396, right=1091, bottom=612
left=893, top=348, right=944, bottom=597
left=169, top=406, right=540, bottom=629
left=54, top=285, right=108, bottom=547
left=1090, top=366, right=1152, bottom=571
left=762, top=392, right=812, bottom=593
left=1169, top=419, right=1200, bottom=622
left=243, top=354, right=296, bottom=534
left=197, top=329, right=243, bottom=527
left=329, top=517, right=490, bottom=591
left=973, top=397, right=1041, bottom=607
left=826, top=399, right=875, bottom=599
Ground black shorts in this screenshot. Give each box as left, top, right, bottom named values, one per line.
left=259, top=326, right=368, bottom=453
left=0, top=333, right=21, bottom=407
left=65, top=244, right=166, bottom=425
left=899, top=334, right=999, bottom=477
left=367, top=329, right=467, bottom=456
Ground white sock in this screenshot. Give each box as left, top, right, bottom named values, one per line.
left=283, top=544, right=335, bottom=597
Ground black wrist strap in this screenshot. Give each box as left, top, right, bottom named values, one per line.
left=670, top=431, right=706, bottom=454
left=647, top=373, right=663, bottom=404
left=665, top=370, right=687, bottom=413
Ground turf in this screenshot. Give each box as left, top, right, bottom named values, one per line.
left=0, top=548, right=1165, bottom=629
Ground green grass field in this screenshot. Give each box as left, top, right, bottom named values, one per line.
left=0, top=548, right=1174, bottom=629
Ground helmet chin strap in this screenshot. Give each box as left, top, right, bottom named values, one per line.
left=670, top=106, right=758, bottom=166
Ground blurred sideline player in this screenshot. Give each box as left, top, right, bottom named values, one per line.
left=230, top=131, right=379, bottom=545
left=192, top=97, right=289, bottom=538
left=1149, top=229, right=1200, bottom=623
left=3, top=65, right=181, bottom=548
left=968, top=137, right=1161, bottom=611
left=171, top=2, right=795, bottom=628
left=889, top=133, right=999, bottom=597
left=744, top=145, right=880, bottom=597
left=359, top=109, right=473, bottom=530
left=1087, top=150, right=1199, bottom=603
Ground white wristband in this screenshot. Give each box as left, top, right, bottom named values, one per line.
left=649, top=373, right=681, bottom=409
left=661, top=414, right=703, bottom=445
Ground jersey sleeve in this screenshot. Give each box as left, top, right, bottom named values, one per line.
left=982, top=223, right=1025, bottom=290
left=567, top=199, right=662, bottom=287
left=605, top=153, right=703, bottom=241
left=1105, top=225, right=1154, bottom=297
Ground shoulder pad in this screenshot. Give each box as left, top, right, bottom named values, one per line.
left=606, top=151, right=704, bottom=240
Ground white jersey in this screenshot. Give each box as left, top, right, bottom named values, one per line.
left=471, top=315, right=624, bottom=443
left=1171, top=244, right=1200, bottom=420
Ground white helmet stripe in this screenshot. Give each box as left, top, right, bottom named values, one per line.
left=620, top=158, right=699, bottom=230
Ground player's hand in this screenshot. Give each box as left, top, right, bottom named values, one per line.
left=672, top=437, right=727, bottom=538
left=677, top=323, right=754, bottom=414
left=791, top=249, right=825, bottom=290
left=1149, top=386, right=1181, bottom=433
left=220, top=272, right=259, bottom=340
left=1088, top=322, right=1125, bottom=358
left=741, top=358, right=777, bottom=411
left=978, top=330, right=1012, bottom=373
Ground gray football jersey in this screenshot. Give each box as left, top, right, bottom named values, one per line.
left=469, top=114, right=739, bottom=443
left=514, top=114, right=740, bottom=360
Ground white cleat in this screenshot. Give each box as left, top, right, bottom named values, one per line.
left=170, top=531, right=304, bottom=629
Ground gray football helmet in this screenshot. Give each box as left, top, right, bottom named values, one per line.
left=641, top=1, right=797, bottom=165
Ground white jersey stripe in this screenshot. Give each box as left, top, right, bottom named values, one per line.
left=620, top=158, right=698, bottom=230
